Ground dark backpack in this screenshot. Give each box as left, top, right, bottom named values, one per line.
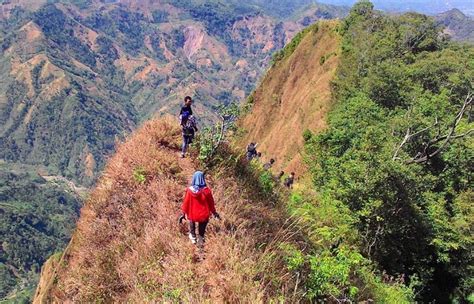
left=246, top=144, right=257, bottom=160
left=247, top=143, right=256, bottom=154
left=284, top=176, right=294, bottom=188
left=182, top=116, right=196, bottom=137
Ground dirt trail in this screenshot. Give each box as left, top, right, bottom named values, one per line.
left=175, top=152, right=219, bottom=271
left=176, top=153, right=196, bottom=179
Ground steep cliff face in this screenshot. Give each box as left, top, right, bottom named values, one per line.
left=238, top=21, right=340, bottom=176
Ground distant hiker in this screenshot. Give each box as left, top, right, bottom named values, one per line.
left=284, top=172, right=296, bottom=189
left=179, top=171, right=220, bottom=245
left=246, top=142, right=258, bottom=160
left=179, top=96, right=193, bottom=119
left=180, top=113, right=198, bottom=158
left=274, top=171, right=285, bottom=183
left=263, top=158, right=275, bottom=171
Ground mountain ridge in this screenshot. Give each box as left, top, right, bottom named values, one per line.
left=33, top=118, right=311, bottom=302
left=435, top=8, right=474, bottom=43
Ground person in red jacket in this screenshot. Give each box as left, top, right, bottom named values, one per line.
left=179, top=171, right=220, bottom=244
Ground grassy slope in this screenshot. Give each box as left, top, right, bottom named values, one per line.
left=33, top=118, right=307, bottom=303
left=238, top=20, right=340, bottom=176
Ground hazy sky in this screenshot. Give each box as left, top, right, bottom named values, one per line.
left=318, top=0, right=474, bottom=15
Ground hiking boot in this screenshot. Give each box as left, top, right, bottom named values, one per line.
left=197, top=235, right=205, bottom=246
left=188, top=233, right=197, bottom=244
left=181, top=152, right=185, bottom=158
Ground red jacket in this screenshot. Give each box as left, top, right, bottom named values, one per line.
left=181, top=186, right=216, bottom=222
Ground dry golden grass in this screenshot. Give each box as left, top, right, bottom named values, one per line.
left=35, top=117, right=307, bottom=303
left=238, top=20, right=341, bottom=177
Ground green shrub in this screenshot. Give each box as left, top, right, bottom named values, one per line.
left=307, top=247, right=363, bottom=300
left=258, top=170, right=275, bottom=195
left=132, top=167, right=146, bottom=184
left=306, top=1, right=474, bottom=302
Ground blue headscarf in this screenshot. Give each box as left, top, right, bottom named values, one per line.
left=190, top=171, right=206, bottom=192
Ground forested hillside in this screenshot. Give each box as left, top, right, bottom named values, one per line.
left=303, top=2, right=473, bottom=302
left=0, top=162, right=82, bottom=302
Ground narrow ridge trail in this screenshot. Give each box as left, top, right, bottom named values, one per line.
left=35, top=117, right=302, bottom=303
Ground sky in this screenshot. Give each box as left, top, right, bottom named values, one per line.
left=317, top=0, right=474, bottom=16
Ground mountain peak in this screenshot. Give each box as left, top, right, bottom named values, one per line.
left=439, top=7, right=468, bottom=19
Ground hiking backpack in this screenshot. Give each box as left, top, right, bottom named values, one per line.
left=182, top=116, right=196, bottom=137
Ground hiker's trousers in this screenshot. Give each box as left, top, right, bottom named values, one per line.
left=189, top=220, right=209, bottom=238
left=182, top=135, right=193, bottom=154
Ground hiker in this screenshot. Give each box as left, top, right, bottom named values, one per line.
left=274, top=171, right=285, bottom=183
left=284, top=172, right=296, bottom=189
left=246, top=142, right=258, bottom=160
left=179, top=96, right=193, bottom=118
left=180, top=113, right=198, bottom=158
left=179, top=171, right=220, bottom=245
left=263, top=158, right=275, bottom=170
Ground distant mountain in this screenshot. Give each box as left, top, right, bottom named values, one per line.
left=317, top=0, right=474, bottom=16
left=0, top=0, right=347, bottom=187
left=436, top=8, right=474, bottom=43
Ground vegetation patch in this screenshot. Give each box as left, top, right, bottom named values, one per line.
left=306, top=2, right=473, bottom=302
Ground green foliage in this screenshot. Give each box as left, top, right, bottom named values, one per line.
left=112, top=9, right=146, bottom=54
left=241, top=91, right=255, bottom=114
left=34, top=4, right=97, bottom=67
left=258, top=170, right=275, bottom=195
left=0, top=163, right=81, bottom=301
left=132, top=167, right=147, bottom=184
left=196, top=102, right=240, bottom=166
left=307, top=247, right=364, bottom=300
left=286, top=189, right=414, bottom=302
left=0, top=263, right=16, bottom=299
left=279, top=243, right=304, bottom=271
left=306, top=2, right=474, bottom=302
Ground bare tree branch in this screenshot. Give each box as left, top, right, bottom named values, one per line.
left=392, top=119, right=438, bottom=160
left=394, top=92, right=473, bottom=164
